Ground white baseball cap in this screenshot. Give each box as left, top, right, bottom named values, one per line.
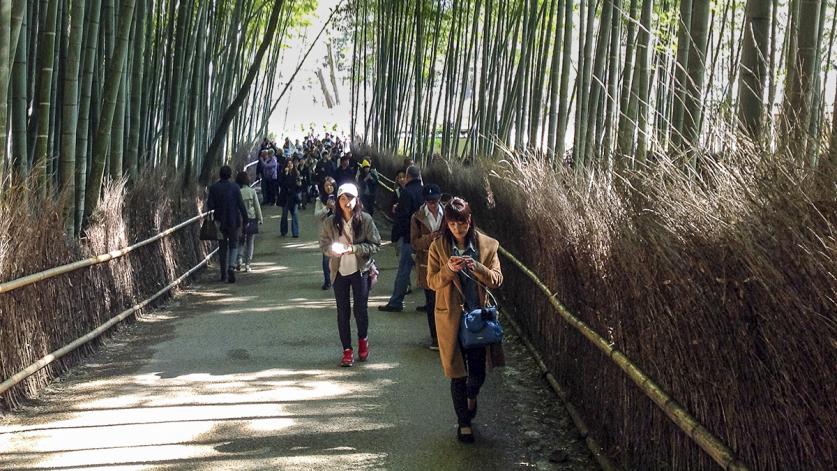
left=337, top=183, right=358, bottom=198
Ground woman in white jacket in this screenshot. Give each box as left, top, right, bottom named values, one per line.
left=236, top=171, right=263, bottom=271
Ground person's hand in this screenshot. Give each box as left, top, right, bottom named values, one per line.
left=431, top=230, right=442, bottom=240
left=461, top=256, right=476, bottom=271
left=331, top=242, right=351, bottom=256
left=326, top=199, right=335, bottom=210
left=447, top=256, right=466, bottom=272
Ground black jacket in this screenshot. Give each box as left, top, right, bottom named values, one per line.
left=334, top=165, right=357, bottom=187
left=207, top=179, right=248, bottom=231
left=391, top=178, right=423, bottom=242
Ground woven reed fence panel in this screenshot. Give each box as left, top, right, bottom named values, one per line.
left=0, top=175, right=209, bottom=410
left=360, top=144, right=836, bottom=471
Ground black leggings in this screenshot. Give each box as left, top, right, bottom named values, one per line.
left=333, top=271, right=369, bottom=350
left=450, top=346, right=486, bottom=426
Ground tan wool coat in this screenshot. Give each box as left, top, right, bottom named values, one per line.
left=427, top=231, right=504, bottom=378
left=410, top=204, right=443, bottom=290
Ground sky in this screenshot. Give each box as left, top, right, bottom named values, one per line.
left=266, top=0, right=353, bottom=142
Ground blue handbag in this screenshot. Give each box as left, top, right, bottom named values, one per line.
left=460, top=305, right=503, bottom=348
left=456, top=268, right=503, bottom=348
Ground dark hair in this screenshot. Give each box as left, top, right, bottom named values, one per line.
left=441, top=197, right=475, bottom=246
left=333, top=193, right=365, bottom=236
left=319, top=177, right=336, bottom=203
left=219, top=165, right=232, bottom=180
left=406, top=165, right=421, bottom=179
left=235, top=171, right=250, bottom=187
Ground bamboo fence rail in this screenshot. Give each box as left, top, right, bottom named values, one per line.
left=0, top=210, right=214, bottom=294
left=495, top=243, right=750, bottom=471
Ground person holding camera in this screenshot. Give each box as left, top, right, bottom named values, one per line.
left=315, top=177, right=337, bottom=290
left=410, top=184, right=444, bottom=350
left=319, top=183, right=382, bottom=367
left=235, top=171, right=263, bottom=272
left=426, top=197, right=503, bottom=443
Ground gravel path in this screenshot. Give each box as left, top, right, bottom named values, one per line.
left=0, top=205, right=598, bottom=470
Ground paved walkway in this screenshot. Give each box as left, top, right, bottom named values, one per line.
left=0, top=205, right=597, bottom=470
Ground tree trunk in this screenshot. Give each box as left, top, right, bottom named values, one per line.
left=681, top=0, right=711, bottom=155
left=200, top=0, right=285, bottom=185
left=737, top=0, right=771, bottom=142
left=782, top=0, right=821, bottom=160
left=83, top=0, right=136, bottom=221
left=58, top=0, right=87, bottom=231
left=31, top=0, right=59, bottom=191
left=670, top=0, right=692, bottom=151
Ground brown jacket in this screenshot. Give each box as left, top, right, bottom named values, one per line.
left=427, top=231, right=504, bottom=378
left=410, top=204, right=443, bottom=290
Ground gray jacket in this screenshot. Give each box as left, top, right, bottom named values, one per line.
left=319, top=211, right=381, bottom=284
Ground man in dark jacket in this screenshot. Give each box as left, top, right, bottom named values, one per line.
left=379, top=165, right=424, bottom=311
left=207, top=165, right=249, bottom=283
left=334, top=154, right=358, bottom=187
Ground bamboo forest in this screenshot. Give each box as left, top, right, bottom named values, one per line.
left=0, top=1, right=834, bottom=470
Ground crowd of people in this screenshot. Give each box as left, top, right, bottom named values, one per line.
left=205, top=136, right=503, bottom=444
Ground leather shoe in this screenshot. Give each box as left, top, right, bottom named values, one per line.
left=378, top=304, right=403, bottom=312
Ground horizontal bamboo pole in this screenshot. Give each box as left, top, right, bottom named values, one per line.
left=0, top=248, right=219, bottom=396
left=0, top=211, right=213, bottom=294
left=244, top=160, right=259, bottom=170
left=502, top=311, right=619, bottom=471
left=496, top=245, right=750, bottom=471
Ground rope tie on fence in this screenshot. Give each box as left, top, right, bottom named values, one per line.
left=495, top=244, right=750, bottom=471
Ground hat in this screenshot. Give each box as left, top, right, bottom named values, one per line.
left=361, top=159, right=371, bottom=168
left=337, top=183, right=358, bottom=198
left=423, top=184, right=442, bottom=201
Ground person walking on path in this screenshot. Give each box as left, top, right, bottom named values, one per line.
left=235, top=171, right=263, bottom=272
left=359, top=159, right=379, bottom=215
left=319, top=183, right=382, bottom=367
left=261, top=149, right=279, bottom=206
left=410, top=184, right=444, bottom=350
left=426, top=197, right=504, bottom=443
left=334, top=154, right=358, bottom=187
left=315, top=177, right=337, bottom=290
left=279, top=159, right=302, bottom=237
left=207, top=165, right=249, bottom=283
left=379, top=165, right=424, bottom=312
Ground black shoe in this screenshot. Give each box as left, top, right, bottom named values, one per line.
left=220, top=273, right=227, bottom=282
left=321, top=282, right=331, bottom=290
left=428, top=338, right=439, bottom=351
left=416, top=305, right=428, bottom=312
left=378, top=304, right=403, bottom=312
left=227, top=269, right=236, bottom=283
left=457, top=424, right=475, bottom=444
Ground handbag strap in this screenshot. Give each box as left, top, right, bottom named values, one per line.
left=452, top=265, right=498, bottom=309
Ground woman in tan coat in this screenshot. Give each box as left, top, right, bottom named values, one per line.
left=427, top=197, right=503, bottom=443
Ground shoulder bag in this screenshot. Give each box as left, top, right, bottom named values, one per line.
left=456, top=270, right=503, bottom=348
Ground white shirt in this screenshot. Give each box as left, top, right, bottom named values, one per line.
left=424, top=204, right=443, bottom=232
left=338, top=221, right=358, bottom=276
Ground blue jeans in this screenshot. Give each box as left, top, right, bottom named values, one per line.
left=386, top=238, right=413, bottom=307
left=322, top=254, right=331, bottom=285
left=219, top=230, right=240, bottom=276
left=238, top=233, right=255, bottom=264
left=280, top=203, right=299, bottom=236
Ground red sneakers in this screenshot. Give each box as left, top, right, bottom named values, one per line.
left=341, top=348, right=354, bottom=367
left=358, top=338, right=369, bottom=362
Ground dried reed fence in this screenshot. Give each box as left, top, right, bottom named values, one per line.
left=358, top=143, right=836, bottom=470
left=0, top=171, right=209, bottom=411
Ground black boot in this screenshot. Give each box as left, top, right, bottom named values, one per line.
left=227, top=268, right=236, bottom=283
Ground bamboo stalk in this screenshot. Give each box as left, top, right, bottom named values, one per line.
left=495, top=244, right=750, bottom=471
left=0, top=248, right=219, bottom=396
left=0, top=210, right=213, bottom=294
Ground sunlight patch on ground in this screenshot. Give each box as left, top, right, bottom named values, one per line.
left=0, top=366, right=396, bottom=469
